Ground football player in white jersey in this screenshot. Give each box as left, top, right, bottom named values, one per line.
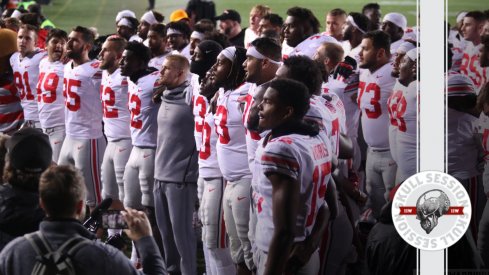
left=387, top=48, right=418, bottom=182
left=119, top=41, right=162, bottom=266
left=381, top=13, right=407, bottom=55
left=342, top=12, right=369, bottom=65
left=390, top=41, right=416, bottom=78
left=10, top=24, right=47, bottom=128
left=324, top=8, right=347, bottom=41
left=314, top=42, right=368, bottom=208
left=191, top=40, right=223, bottom=154
left=242, top=37, right=282, bottom=170
left=58, top=26, right=106, bottom=210
left=447, top=73, right=486, bottom=246
left=37, top=29, right=67, bottom=162
left=137, top=10, right=164, bottom=44
left=119, top=41, right=159, bottom=220
left=190, top=40, right=228, bottom=275
left=282, top=7, right=321, bottom=58
left=147, top=24, right=170, bottom=71
left=242, top=38, right=281, bottom=267
left=117, top=16, right=142, bottom=43
left=166, top=21, right=192, bottom=60
left=460, top=11, right=488, bottom=91
left=98, top=35, right=132, bottom=235
left=282, top=52, right=356, bottom=275
left=209, top=46, right=254, bottom=274
left=197, top=74, right=236, bottom=275
left=358, top=30, right=397, bottom=218
left=254, top=78, right=332, bottom=275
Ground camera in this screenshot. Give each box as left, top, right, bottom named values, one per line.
left=100, top=210, right=128, bottom=229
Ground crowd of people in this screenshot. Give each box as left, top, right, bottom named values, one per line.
left=0, top=0, right=488, bottom=274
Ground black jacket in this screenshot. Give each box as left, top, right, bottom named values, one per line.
left=0, top=183, right=44, bottom=250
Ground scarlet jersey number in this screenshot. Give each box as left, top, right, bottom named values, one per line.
left=129, top=94, right=142, bottom=129
left=37, top=72, right=59, bottom=103
left=215, top=105, right=231, bottom=144
left=306, top=162, right=332, bottom=227
left=461, top=53, right=483, bottom=88
left=387, top=90, right=407, bottom=132
left=63, top=78, right=81, bottom=111
left=358, top=81, right=381, bottom=118
left=101, top=86, right=118, bottom=118
left=13, top=71, right=35, bottom=100
left=194, top=96, right=207, bottom=133
left=200, top=121, right=212, bottom=160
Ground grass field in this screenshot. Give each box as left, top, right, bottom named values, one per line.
left=447, top=0, right=488, bottom=25
left=42, top=0, right=417, bottom=36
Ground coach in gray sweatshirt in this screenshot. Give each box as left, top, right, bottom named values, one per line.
left=153, top=54, right=199, bottom=275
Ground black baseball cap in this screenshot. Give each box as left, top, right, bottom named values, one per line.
left=6, top=128, right=52, bottom=173
left=215, top=9, right=241, bottom=23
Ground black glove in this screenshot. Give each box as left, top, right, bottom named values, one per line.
left=333, top=56, right=356, bottom=80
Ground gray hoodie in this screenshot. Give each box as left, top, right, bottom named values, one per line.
left=154, top=81, right=198, bottom=182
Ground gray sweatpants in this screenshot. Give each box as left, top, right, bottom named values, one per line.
left=365, top=148, right=397, bottom=218
left=154, top=180, right=198, bottom=275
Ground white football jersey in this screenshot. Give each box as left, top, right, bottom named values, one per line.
left=37, top=57, right=65, bottom=128
left=449, top=32, right=466, bottom=72
left=321, top=83, right=347, bottom=134
left=390, top=39, right=403, bottom=57
left=215, top=83, right=252, bottom=181
left=311, top=93, right=344, bottom=157
left=148, top=53, right=169, bottom=71
left=255, top=133, right=332, bottom=252
left=305, top=96, right=331, bottom=136
left=127, top=71, right=160, bottom=147
left=387, top=80, right=418, bottom=179
left=63, top=60, right=103, bottom=139
left=460, top=41, right=488, bottom=92
left=289, top=33, right=339, bottom=59
left=241, top=84, right=262, bottom=171
left=101, top=69, right=131, bottom=142
left=326, top=74, right=361, bottom=138
left=358, top=63, right=396, bottom=149
left=193, top=94, right=208, bottom=151
left=10, top=50, right=47, bottom=121
left=282, top=41, right=294, bottom=59
left=199, top=110, right=222, bottom=178
left=347, top=45, right=362, bottom=67
left=244, top=28, right=258, bottom=49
